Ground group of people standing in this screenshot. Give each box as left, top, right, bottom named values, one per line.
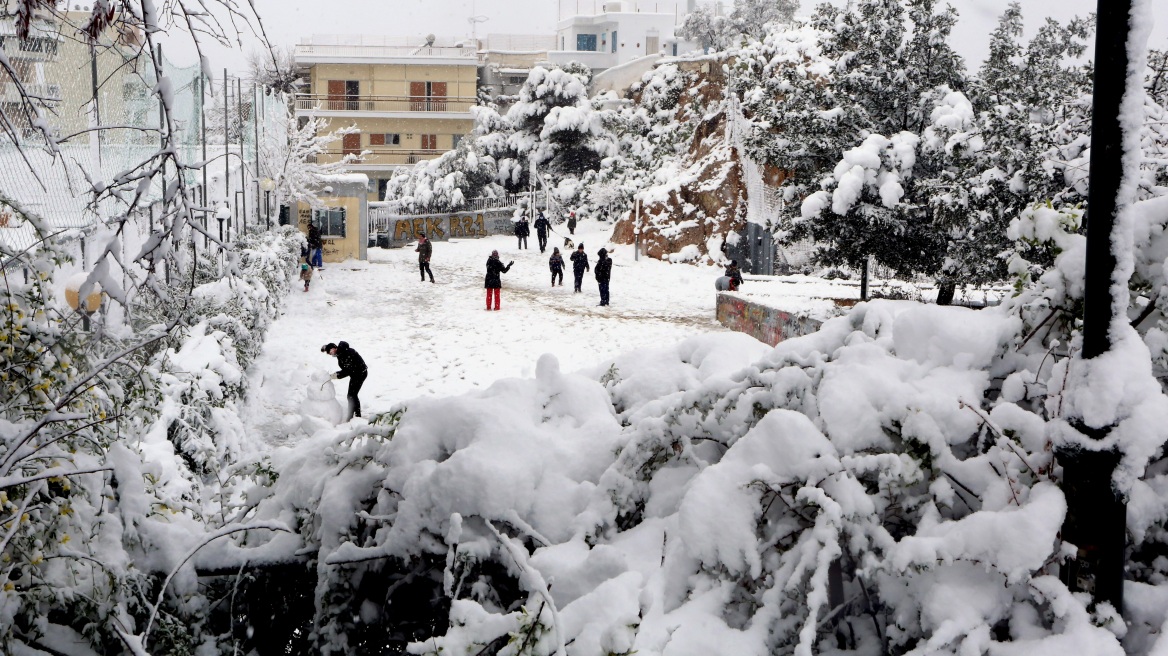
left=485, top=243, right=612, bottom=309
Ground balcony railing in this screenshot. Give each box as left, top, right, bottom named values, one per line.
left=316, top=148, right=447, bottom=166
left=295, top=94, right=477, bottom=113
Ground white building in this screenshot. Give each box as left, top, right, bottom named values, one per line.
left=549, top=0, right=699, bottom=71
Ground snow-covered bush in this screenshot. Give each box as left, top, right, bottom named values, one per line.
left=0, top=217, right=302, bottom=655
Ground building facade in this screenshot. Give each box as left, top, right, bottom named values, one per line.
left=549, top=0, right=696, bottom=71
left=294, top=35, right=479, bottom=203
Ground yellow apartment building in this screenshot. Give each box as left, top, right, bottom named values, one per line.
left=293, top=35, right=479, bottom=203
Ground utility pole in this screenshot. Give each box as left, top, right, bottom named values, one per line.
left=237, top=77, right=247, bottom=233
left=1057, top=0, right=1140, bottom=613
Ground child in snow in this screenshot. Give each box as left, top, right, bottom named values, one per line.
left=549, top=247, right=565, bottom=287
left=570, top=243, right=589, bottom=293
left=484, top=250, right=514, bottom=310
left=725, top=260, right=743, bottom=291
left=299, top=263, right=313, bottom=292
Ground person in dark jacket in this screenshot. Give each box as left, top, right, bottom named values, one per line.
left=567, top=211, right=577, bottom=235
left=484, top=250, right=514, bottom=310
left=322, top=341, right=368, bottom=420
left=307, top=223, right=324, bottom=268
left=416, top=234, right=434, bottom=282
left=549, top=247, right=565, bottom=286
left=514, top=216, right=530, bottom=249
left=725, top=259, right=743, bottom=291
left=534, top=212, right=551, bottom=253
left=595, top=248, right=612, bottom=306
left=570, top=243, right=589, bottom=293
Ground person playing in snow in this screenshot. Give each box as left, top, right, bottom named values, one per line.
left=299, top=263, right=313, bottom=292
left=595, top=248, right=612, bottom=306
left=514, top=215, right=530, bottom=250
left=567, top=211, right=577, bottom=235
left=484, top=250, right=514, bottom=310
left=534, top=211, right=551, bottom=253
left=307, top=222, right=324, bottom=269
left=416, top=233, right=434, bottom=283
left=549, top=247, right=565, bottom=287
left=321, top=341, right=367, bottom=421
left=725, top=259, right=743, bottom=291
left=570, top=243, right=589, bottom=293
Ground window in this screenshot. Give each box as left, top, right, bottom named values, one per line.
left=507, top=75, right=526, bottom=85
left=313, top=207, right=347, bottom=238
left=421, top=134, right=437, bottom=150
left=342, top=133, right=361, bottom=155
left=409, top=81, right=448, bottom=111
left=612, top=31, right=617, bottom=53
left=646, top=35, right=658, bottom=55
left=577, top=34, right=597, bottom=52
left=452, top=134, right=462, bottom=149
left=327, top=80, right=359, bottom=110
left=369, top=133, right=400, bottom=146
left=378, top=179, right=390, bottom=200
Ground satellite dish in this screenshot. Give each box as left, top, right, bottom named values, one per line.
left=425, top=34, right=436, bottom=47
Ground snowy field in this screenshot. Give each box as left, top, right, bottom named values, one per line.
left=243, top=220, right=730, bottom=434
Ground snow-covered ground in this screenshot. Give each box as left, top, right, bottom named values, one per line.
left=243, top=220, right=729, bottom=433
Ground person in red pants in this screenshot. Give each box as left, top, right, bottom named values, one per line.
left=484, top=250, right=513, bottom=310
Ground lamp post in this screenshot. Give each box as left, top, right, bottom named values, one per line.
left=65, top=273, right=102, bottom=332
left=544, top=174, right=551, bottom=217
left=260, top=178, right=276, bottom=230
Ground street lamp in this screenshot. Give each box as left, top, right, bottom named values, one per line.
left=544, top=174, right=551, bottom=217
left=65, top=272, right=102, bottom=331
left=260, top=178, right=276, bottom=230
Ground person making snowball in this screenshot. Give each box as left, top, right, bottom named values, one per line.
left=484, top=250, right=514, bottom=310
left=534, top=211, right=551, bottom=253
left=595, top=248, right=612, bottom=306
left=570, top=243, right=589, bottom=293
left=321, top=341, right=367, bottom=420
left=416, top=233, right=435, bottom=283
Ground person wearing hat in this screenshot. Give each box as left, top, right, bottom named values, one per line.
left=594, top=248, right=612, bottom=306
left=416, top=234, right=434, bottom=283
left=724, top=259, right=743, bottom=291
left=484, top=250, right=514, bottom=310
left=534, top=211, right=551, bottom=253
left=570, top=243, right=589, bottom=293
left=321, top=341, right=368, bottom=420
left=299, top=263, right=313, bottom=292
left=567, top=211, right=577, bottom=235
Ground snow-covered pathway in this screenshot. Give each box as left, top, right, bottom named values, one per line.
left=243, top=221, right=725, bottom=438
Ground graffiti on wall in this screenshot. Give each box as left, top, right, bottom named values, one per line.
left=715, top=294, right=822, bottom=346
left=379, top=212, right=517, bottom=246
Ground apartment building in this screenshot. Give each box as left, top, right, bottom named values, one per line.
left=294, top=35, right=479, bottom=202
left=549, top=0, right=697, bottom=71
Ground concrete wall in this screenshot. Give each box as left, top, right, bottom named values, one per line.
left=371, top=209, right=518, bottom=248
left=715, top=293, right=822, bottom=346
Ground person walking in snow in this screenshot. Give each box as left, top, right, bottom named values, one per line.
left=549, top=247, right=565, bottom=287
left=416, top=234, right=435, bottom=283
left=321, top=341, right=367, bottom=420
left=484, top=250, right=514, bottom=310
left=595, top=248, right=612, bottom=306
left=567, top=211, right=577, bottom=235
left=724, top=259, right=743, bottom=291
left=307, top=222, right=324, bottom=269
left=570, top=243, right=589, bottom=293
left=515, top=215, right=530, bottom=250
left=299, top=263, right=313, bottom=292
left=534, top=211, right=551, bottom=253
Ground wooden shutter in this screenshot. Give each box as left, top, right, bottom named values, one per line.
left=327, top=80, right=345, bottom=110
left=431, top=82, right=447, bottom=111
left=409, top=81, right=426, bottom=111
left=370, top=133, right=385, bottom=146
left=343, top=133, right=361, bottom=155
left=421, top=134, right=437, bottom=150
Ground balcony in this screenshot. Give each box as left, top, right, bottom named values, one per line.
left=295, top=94, right=476, bottom=115
left=316, top=148, right=447, bottom=167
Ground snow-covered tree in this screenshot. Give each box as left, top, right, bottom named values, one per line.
left=259, top=110, right=363, bottom=209
left=246, top=46, right=304, bottom=95
left=383, top=118, right=505, bottom=212
left=675, top=4, right=736, bottom=52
